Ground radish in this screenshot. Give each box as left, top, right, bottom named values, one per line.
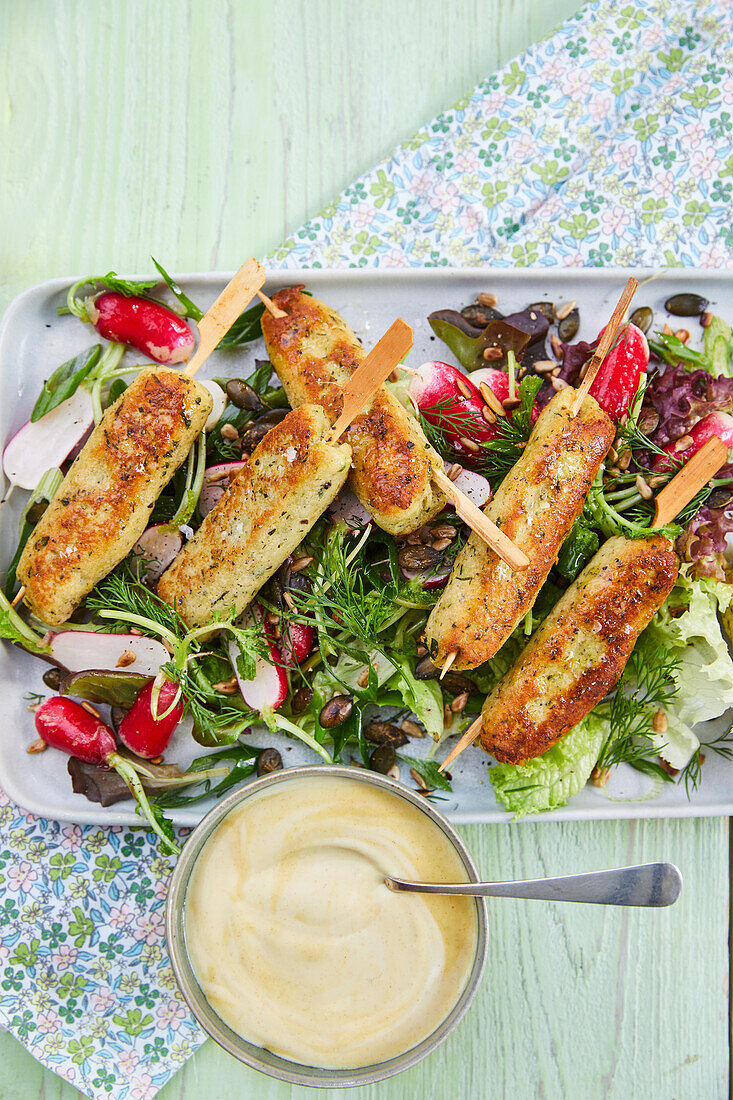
left=467, top=367, right=510, bottom=402
left=278, top=620, right=316, bottom=666
left=200, top=380, right=227, bottom=431
left=91, top=292, right=195, bottom=364
left=409, top=361, right=497, bottom=454
left=199, top=461, right=248, bottom=517
left=132, top=525, right=183, bottom=582
left=228, top=636, right=287, bottom=712
left=3, top=387, right=93, bottom=490
left=327, top=487, right=373, bottom=528
left=446, top=465, right=492, bottom=507
left=117, top=679, right=183, bottom=759
left=35, top=696, right=179, bottom=854
left=589, top=322, right=649, bottom=420
left=36, top=697, right=117, bottom=765
left=47, top=631, right=169, bottom=676
left=400, top=560, right=453, bottom=590
left=654, top=412, right=733, bottom=473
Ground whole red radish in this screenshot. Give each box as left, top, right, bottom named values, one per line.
left=35, top=697, right=116, bottom=765
left=34, top=696, right=180, bottom=853
left=589, top=322, right=649, bottom=420
left=117, top=679, right=183, bottom=759
left=90, top=293, right=195, bottom=364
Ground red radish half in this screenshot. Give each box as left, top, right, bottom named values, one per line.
left=327, top=487, right=373, bottom=528
left=117, top=679, right=183, bottom=759
left=47, top=631, right=169, bottom=676
left=228, top=638, right=287, bottom=712
left=468, top=367, right=510, bottom=402
left=589, top=322, right=649, bottom=420
left=654, top=412, right=733, bottom=473
left=92, top=293, right=195, bottom=364
left=3, top=387, right=93, bottom=490
left=200, top=461, right=248, bottom=517
left=132, top=525, right=183, bottom=582
left=409, top=361, right=496, bottom=454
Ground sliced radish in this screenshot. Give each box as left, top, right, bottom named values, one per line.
left=228, top=636, right=287, bottom=712
left=132, top=525, right=183, bottom=582
left=3, top=387, right=93, bottom=490
left=400, top=561, right=453, bottom=590
left=590, top=322, right=649, bottom=420
left=47, top=631, right=169, bottom=676
left=654, top=412, right=733, bottom=473
left=200, top=380, right=227, bottom=431
left=199, top=461, right=248, bottom=517
left=445, top=464, right=492, bottom=507
left=327, top=487, right=373, bottom=528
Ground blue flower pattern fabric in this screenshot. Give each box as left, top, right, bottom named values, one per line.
left=1, top=1, right=732, bottom=1096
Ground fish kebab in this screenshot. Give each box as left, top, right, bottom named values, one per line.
left=427, top=279, right=639, bottom=674
left=157, top=320, right=418, bottom=626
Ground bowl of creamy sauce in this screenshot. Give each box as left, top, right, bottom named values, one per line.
left=166, top=766, right=487, bottom=1086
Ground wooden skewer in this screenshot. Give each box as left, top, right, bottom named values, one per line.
left=183, top=258, right=266, bottom=378
left=653, top=436, right=728, bottom=528
left=433, top=467, right=530, bottom=571
left=326, top=319, right=415, bottom=442
left=439, top=649, right=458, bottom=680
left=440, top=714, right=483, bottom=772
left=570, top=277, right=638, bottom=416
left=11, top=585, right=25, bottom=608
left=257, top=290, right=287, bottom=319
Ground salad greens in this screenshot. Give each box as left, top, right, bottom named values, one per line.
left=5, top=269, right=733, bottom=833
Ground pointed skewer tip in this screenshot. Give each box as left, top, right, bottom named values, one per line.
left=257, top=290, right=287, bottom=319
left=439, top=649, right=458, bottom=680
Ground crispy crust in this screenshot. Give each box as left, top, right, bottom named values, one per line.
left=157, top=404, right=351, bottom=626
left=426, top=387, right=615, bottom=669
left=17, top=369, right=212, bottom=625
left=262, top=286, right=445, bottom=535
left=480, top=535, right=679, bottom=764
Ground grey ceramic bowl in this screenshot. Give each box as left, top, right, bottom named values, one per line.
left=166, top=764, right=488, bottom=1087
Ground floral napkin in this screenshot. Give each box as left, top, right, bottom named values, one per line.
left=1, top=1, right=732, bottom=1097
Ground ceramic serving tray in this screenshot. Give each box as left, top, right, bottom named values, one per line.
left=1, top=266, right=732, bottom=827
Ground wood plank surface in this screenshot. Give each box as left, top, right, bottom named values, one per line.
left=0, top=2, right=729, bottom=1100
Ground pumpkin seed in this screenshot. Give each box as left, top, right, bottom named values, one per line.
left=630, top=306, right=653, bottom=334
left=664, top=293, right=708, bottom=317
left=557, top=307, right=580, bottom=341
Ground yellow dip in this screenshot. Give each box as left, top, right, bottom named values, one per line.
left=184, top=775, right=478, bottom=1068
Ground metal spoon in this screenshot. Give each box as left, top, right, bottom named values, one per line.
left=385, top=862, right=682, bottom=908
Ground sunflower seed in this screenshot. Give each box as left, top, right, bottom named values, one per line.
left=555, top=299, right=578, bottom=321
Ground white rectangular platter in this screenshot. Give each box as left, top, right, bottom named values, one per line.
left=1, top=266, right=732, bottom=826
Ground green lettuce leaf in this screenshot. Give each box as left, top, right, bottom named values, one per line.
left=389, top=660, right=444, bottom=742
left=490, top=710, right=608, bottom=817
left=648, top=569, right=733, bottom=729
left=703, top=314, right=733, bottom=378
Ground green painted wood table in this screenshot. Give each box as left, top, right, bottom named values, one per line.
left=0, top=2, right=728, bottom=1098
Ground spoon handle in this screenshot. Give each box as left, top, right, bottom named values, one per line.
left=386, top=862, right=682, bottom=908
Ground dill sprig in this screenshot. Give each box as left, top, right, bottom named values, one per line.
left=597, top=638, right=681, bottom=774
left=679, top=727, right=733, bottom=797
left=416, top=374, right=542, bottom=486
left=87, top=563, right=186, bottom=643
left=162, top=660, right=254, bottom=745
